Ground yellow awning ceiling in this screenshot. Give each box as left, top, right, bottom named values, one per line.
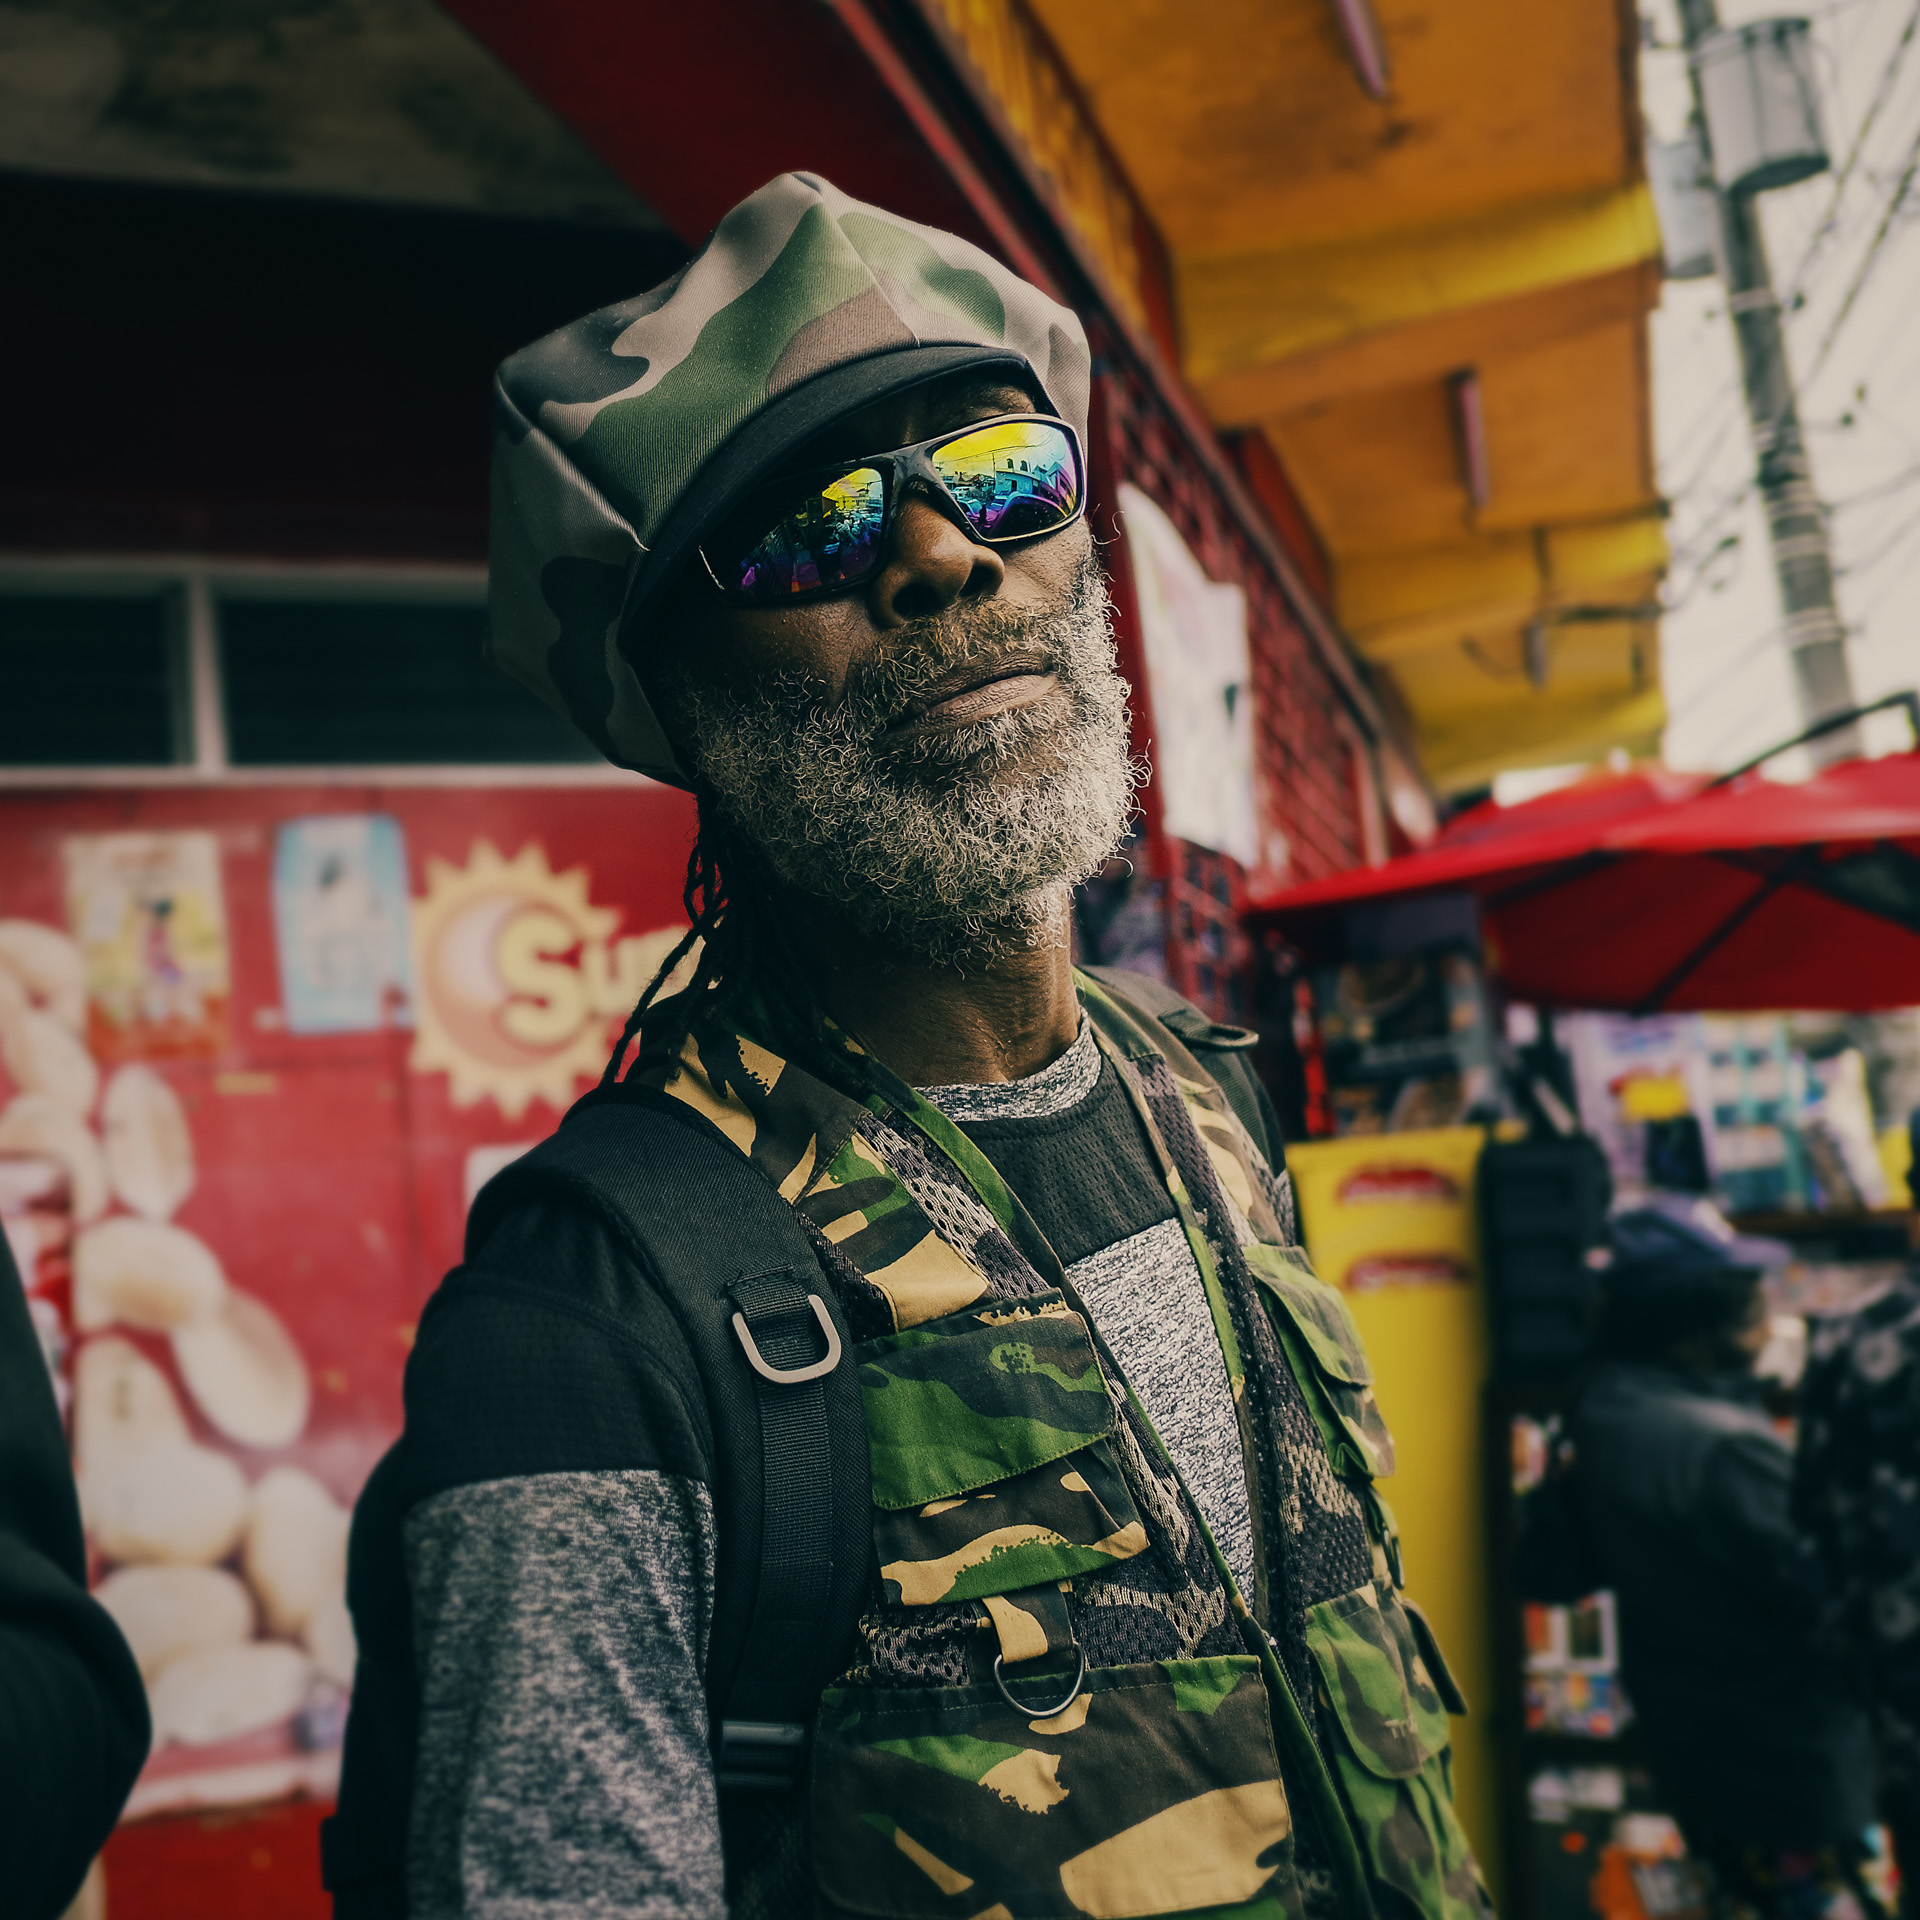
left=1027, top=0, right=1666, bottom=791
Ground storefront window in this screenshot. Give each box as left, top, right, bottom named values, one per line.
left=218, top=597, right=594, bottom=766
left=0, top=591, right=184, bottom=767
left=0, top=571, right=617, bottom=777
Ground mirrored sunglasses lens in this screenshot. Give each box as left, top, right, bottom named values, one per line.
left=931, top=421, right=1079, bottom=541
left=728, top=466, right=886, bottom=598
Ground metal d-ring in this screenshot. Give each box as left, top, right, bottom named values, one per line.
left=992, top=1647, right=1089, bottom=1721
left=730, top=1295, right=843, bottom=1385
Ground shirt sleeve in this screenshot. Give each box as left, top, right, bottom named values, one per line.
left=404, top=1470, right=723, bottom=1920
left=0, top=1233, right=150, bottom=1920
left=395, top=1201, right=726, bottom=1920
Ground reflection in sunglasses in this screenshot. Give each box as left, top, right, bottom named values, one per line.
left=738, top=468, right=886, bottom=596
left=720, top=418, right=1080, bottom=600
left=934, top=425, right=1076, bottom=540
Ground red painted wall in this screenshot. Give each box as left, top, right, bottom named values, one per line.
left=0, top=780, right=696, bottom=1917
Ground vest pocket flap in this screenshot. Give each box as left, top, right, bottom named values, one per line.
left=876, top=1438, right=1148, bottom=1606
left=861, top=1294, right=1114, bottom=1511
left=1402, top=1598, right=1468, bottom=1717
left=1244, top=1246, right=1395, bottom=1479
left=1242, top=1245, right=1371, bottom=1385
left=813, top=1657, right=1294, bottom=1920
left=1306, top=1585, right=1452, bottom=1780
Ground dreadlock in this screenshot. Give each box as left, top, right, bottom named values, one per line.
left=598, top=793, right=776, bottom=1087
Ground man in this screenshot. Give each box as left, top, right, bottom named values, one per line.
left=1572, top=1200, right=1878, bottom=1916
left=327, top=173, right=1485, bottom=1920
left=0, top=1230, right=150, bottom=1919
left=1795, top=1252, right=1920, bottom=1885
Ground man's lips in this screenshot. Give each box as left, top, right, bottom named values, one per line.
left=888, top=657, right=1060, bottom=732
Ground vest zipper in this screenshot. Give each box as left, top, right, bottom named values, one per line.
left=1052, top=1284, right=1377, bottom=1920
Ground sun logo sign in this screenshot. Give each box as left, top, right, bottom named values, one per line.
left=408, top=841, right=693, bottom=1119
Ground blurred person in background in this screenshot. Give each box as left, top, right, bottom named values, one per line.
left=0, top=1230, right=150, bottom=1918
left=1572, top=1202, right=1879, bottom=1920
left=1794, top=1156, right=1920, bottom=1889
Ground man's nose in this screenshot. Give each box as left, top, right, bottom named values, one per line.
left=865, top=490, right=1005, bottom=626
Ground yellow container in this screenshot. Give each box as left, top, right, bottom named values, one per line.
left=1288, top=1126, right=1500, bottom=1893
left=1879, top=1122, right=1913, bottom=1208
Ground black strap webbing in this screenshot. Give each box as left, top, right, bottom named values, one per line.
left=463, top=1088, right=869, bottom=1753
left=722, top=1268, right=836, bottom=1759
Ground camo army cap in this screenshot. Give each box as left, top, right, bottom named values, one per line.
left=489, top=171, right=1094, bottom=784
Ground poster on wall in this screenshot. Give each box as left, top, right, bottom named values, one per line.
left=64, top=832, right=232, bottom=1062
left=1118, top=481, right=1257, bottom=866
left=0, top=911, right=348, bottom=1820
left=272, top=815, right=416, bottom=1034
left=2, top=779, right=704, bottom=1915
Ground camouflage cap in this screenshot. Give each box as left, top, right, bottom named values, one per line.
left=488, top=171, right=1093, bottom=785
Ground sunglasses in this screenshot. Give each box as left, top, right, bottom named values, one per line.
left=699, top=414, right=1085, bottom=604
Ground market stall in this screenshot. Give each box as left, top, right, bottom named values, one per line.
left=1249, top=728, right=1920, bottom=1920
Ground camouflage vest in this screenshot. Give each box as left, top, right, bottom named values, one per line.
left=636, top=971, right=1488, bottom=1920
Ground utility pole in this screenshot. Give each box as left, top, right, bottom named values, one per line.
left=1677, top=0, right=1862, bottom=764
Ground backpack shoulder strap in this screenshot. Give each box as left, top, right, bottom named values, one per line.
left=326, top=1090, right=864, bottom=1912
left=1080, top=963, right=1286, bottom=1172
left=467, top=1084, right=871, bottom=1776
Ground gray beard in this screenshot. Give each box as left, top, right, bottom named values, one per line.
left=672, top=549, right=1142, bottom=968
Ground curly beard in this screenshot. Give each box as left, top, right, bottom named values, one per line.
left=668, top=546, right=1142, bottom=968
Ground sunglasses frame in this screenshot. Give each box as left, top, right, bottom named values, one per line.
left=697, top=412, right=1087, bottom=605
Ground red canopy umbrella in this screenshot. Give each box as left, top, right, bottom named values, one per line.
left=1247, top=740, right=1920, bottom=1013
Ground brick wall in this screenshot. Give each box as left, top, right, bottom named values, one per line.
left=1086, top=339, right=1370, bottom=1023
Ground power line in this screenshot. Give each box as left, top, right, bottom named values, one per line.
left=1678, top=362, right=1920, bottom=544
left=1856, top=530, right=1920, bottom=618
left=1664, top=389, right=1749, bottom=497
left=1657, top=9, right=1920, bottom=765
left=1660, top=13, right=1920, bottom=518
left=1829, top=457, right=1920, bottom=511
left=1674, top=641, right=1813, bottom=764
left=1667, top=429, right=1920, bottom=608
left=1663, top=120, right=1920, bottom=596
left=1666, top=525, right=1749, bottom=610
left=1837, top=489, right=1920, bottom=576
left=1803, top=119, right=1920, bottom=388
left=1779, top=0, right=1920, bottom=308
left=1666, top=628, right=1790, bottom=730
left=1668, top=469, right=1753, bottom=561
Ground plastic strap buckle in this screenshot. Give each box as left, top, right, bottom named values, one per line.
left=714, top=1719, right=809, bottom=1791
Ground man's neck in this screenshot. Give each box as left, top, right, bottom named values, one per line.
left=783, top=888, right=1081, bottom=1086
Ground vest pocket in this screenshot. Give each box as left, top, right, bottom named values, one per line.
left=812, top=1656, right=1295, bottom=1920
left=1308, top=1582, right=1449, bottom=1776
left=1306, top=1583, right=1488, bottom=1920
left=863, top=1293, right=1149, bottom=1605
left=1243, top=1244, right=1395, bottom=1479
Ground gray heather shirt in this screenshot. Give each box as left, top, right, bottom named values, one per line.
left=919, top=1016, right=1257, bottom=1602
left=404, top=1020, right=1256, bottom=1917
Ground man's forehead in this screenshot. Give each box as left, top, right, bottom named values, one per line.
left=790, top=371, right=1042, bottom=471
